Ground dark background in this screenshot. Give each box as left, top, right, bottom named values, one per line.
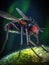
left=0, top=0, right=49, bottom=59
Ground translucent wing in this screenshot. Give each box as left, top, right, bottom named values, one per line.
left=0, top=11, right=19, bottom=21
left=16, top=8, right=29, bottom=20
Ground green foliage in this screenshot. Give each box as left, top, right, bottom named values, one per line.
left=0, top=47, right=49, bottom=65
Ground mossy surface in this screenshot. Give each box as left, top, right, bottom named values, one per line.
left=0, top=46, right=49, bottom=65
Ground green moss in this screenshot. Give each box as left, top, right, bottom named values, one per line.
left=0, top=47, right=49, bottom=65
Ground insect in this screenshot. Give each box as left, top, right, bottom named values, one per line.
left=0, top=8, right=49, bottom=59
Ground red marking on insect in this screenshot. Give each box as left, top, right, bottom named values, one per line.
left=31, top=25, right=40, bottom=33
left=19, top=20, right=27, bottom=26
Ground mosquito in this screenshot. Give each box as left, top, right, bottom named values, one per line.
left=0, top=8, right=49, bottom=59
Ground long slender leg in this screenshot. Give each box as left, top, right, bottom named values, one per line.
left=35, top=33, right=49, bottom=52
left=34, top=32, right=49, bottom=52
left=36, top=36, right=49, bottom=52
left=28, top=44, right=42, bottom=59
left=21, top=27, right=23, bottom=46
left=28, top=35, right=42, bottom=58
left=0, top=24, right=9, bottom=54
left=17, top=26, right=23, bottom=59
left=25, top=28, right=36, bottom=46
left=28, top=35, right=36, bottom=46
left=41, top=44, right=49, bottom=52
left=25, top=28, right=29, bottom=46
left=10, top=22, right=19, bottom=30
left=25, top=29, right=42, bottom=59
left=35, top=33, right=39, bottom=45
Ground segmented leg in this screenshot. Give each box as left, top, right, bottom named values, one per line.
left=17, top=26, right=23, bottom=59
left=25, top=28, right=42, bottom=59
left=0, top=22, right=19, bottom=55
left=35, top=33, right=39, bottom=45
left=41, top=44, right=49, bottom=52
left=0, top=23, right=9, bottom=54
left=25, top=28, right=29, bottom=45
left=10, top=22, right=19, bottom=30
left=35, top=33, right=49, bottom=52
left=28, top=44, right=42, bottom=59
left=28, top=35, right=36, bottom=46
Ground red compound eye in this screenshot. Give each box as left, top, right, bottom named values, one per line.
left=31, top=25, right=37, bottom=32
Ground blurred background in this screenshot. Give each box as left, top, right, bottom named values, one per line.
left=0, top=0, right=49, bottom=59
